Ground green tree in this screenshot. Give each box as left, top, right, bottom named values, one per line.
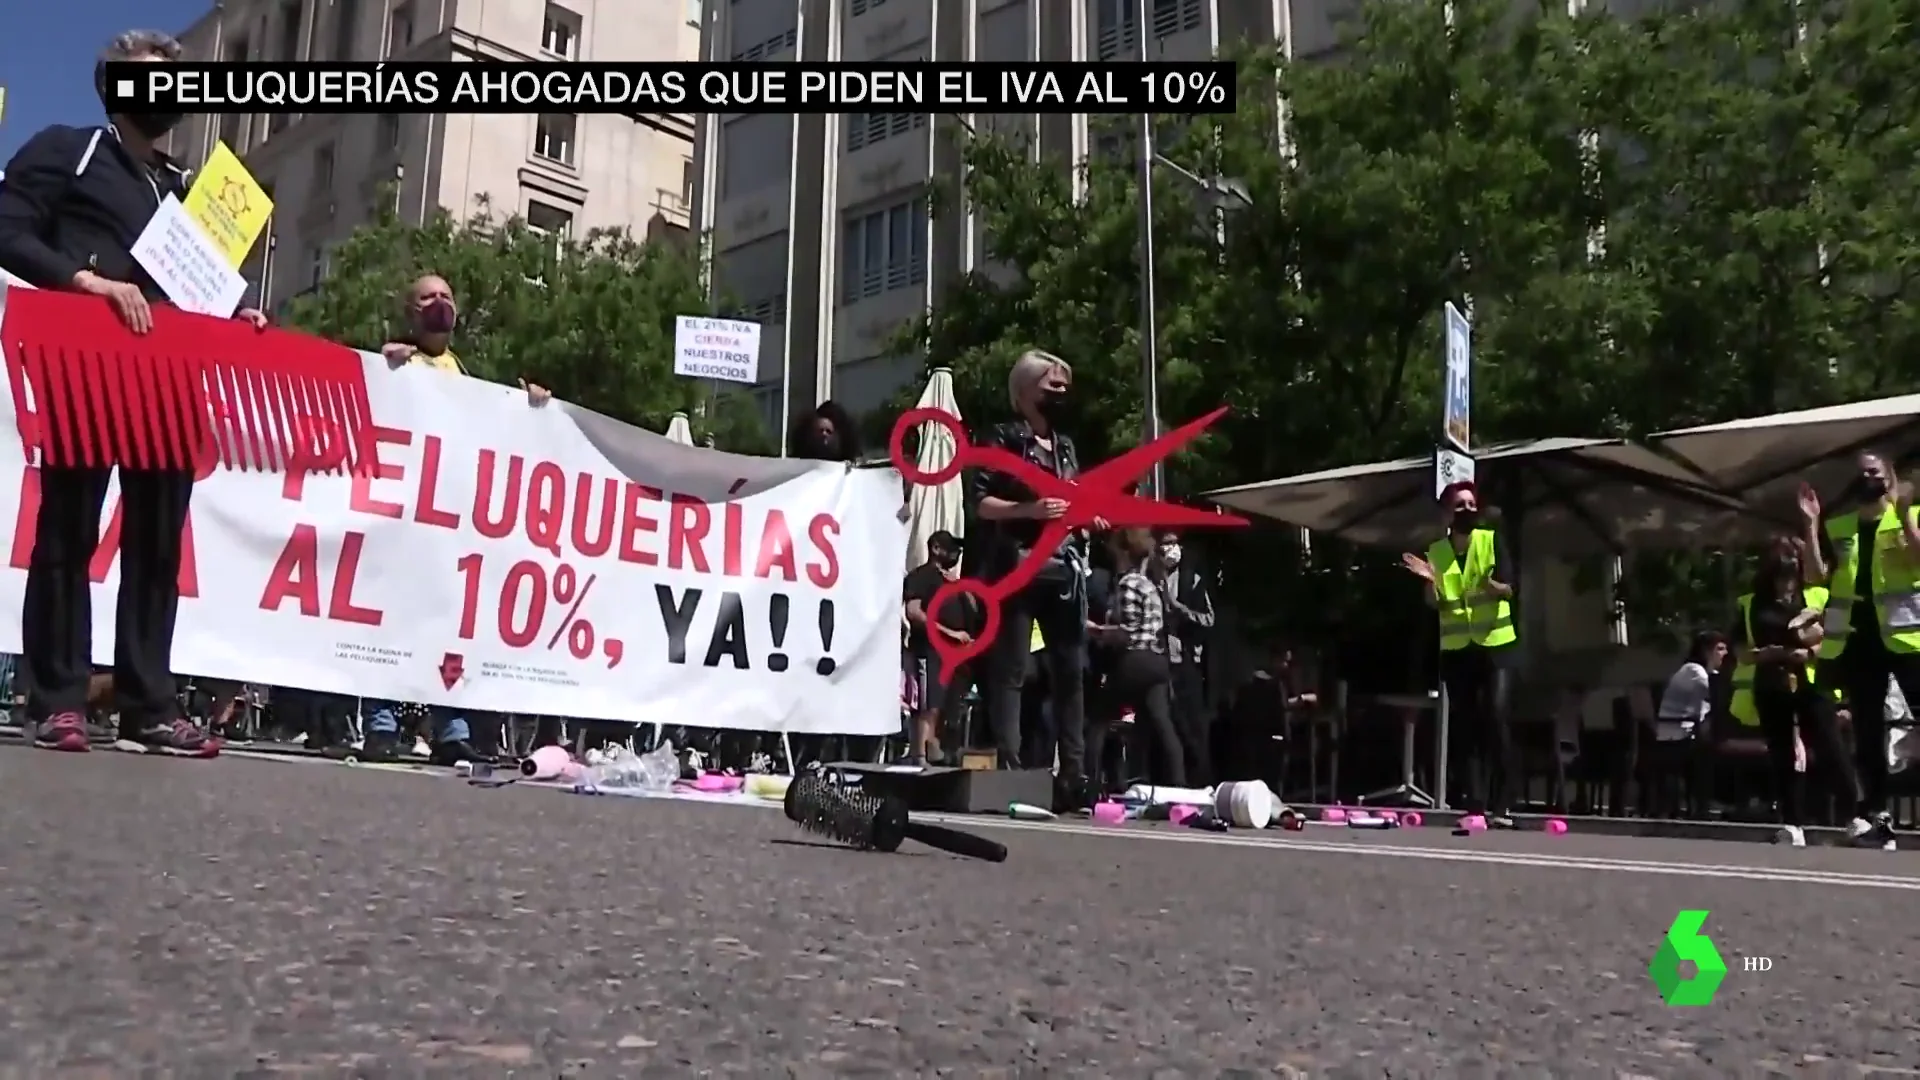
left=284, top=194, right=715, bottom=432
left=906, top=0, right=1625, bottom=641
left=1591, top=0, right=1920, bottom=431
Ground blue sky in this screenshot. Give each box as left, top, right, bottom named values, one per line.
left=1, top=0, right=208, bottom=163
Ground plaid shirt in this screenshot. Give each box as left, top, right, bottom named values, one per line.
left=1114, top=570, right=1166, bottom=654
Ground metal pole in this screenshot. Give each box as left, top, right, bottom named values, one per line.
left=1134, top=0, right=1162, bottom=497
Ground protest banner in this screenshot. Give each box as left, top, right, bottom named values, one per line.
left=0, top=283, right=908, bottom=735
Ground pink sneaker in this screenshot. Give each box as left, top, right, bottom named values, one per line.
left=32, top=712, right=91, bottom=753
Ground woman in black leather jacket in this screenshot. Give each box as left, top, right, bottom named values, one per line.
left=970, top=351, right=1095, bottom=804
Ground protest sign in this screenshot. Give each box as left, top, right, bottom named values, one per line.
left=673, top=315, right=760, bottom=385
left=0, top=285, right=907, bottom=735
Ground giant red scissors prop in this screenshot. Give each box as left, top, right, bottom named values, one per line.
left=889, top=405, right=1249, bottom=682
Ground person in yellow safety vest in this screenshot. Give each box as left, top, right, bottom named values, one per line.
left=1401, top=481, right=1521, bottom=829
left=1798, top=450, right=1920, bottom=851
left=1728, top=536, right=1864, bottom=849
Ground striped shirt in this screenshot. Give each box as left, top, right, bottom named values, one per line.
left=1114, top=570, right=1166, bottom=654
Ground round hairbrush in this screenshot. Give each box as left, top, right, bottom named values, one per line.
left=783, top=772, right=1007, bottom=862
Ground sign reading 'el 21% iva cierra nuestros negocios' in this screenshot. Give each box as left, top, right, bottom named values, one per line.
left=103, top=60, right=1236, bottom=115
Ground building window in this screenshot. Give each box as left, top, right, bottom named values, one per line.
left=1095, top=0, right=1137, bottom=60
left=841, top=197, right=927, bottom=304
left=331, top=0, right=360, bottom=59
left=387, top=1, right=414, bottom=54
left=1150, top=0, right=1203, bottom=37
left=731, top=27, right=797, bottom=60
left=845, top=112, right=925, bottom=153
left=850, top=0, right=891, bottom=15
left=526, top=200, right=575, bottom=240
left=533, top=114, right=577, bottom=165
left=686, top=0, right=702, bottom=25
left=377, top=113, right=401, bottom=152
left=219, top=110, right=249, bottom=152
left=735, top=292, right=787, bottom=325
left=542, top=4, right=581, bottom=58
left=278, top=0, right=304, bottom=60
left=314, top=144, right=336, bottom=193
left=308, top=245, right=330, bottom=288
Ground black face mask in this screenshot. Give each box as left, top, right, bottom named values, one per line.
left=1859, top=475, right=1888, bottom=501
left=418, top=299, right=457, bottom=335
left=1449, top=508, right=1480, bottom=532
left=932, top=551, right=959, bottom=571
left=1034, top=389, right=1069, bottom=425
left=125, top=112, right=183, bottom=139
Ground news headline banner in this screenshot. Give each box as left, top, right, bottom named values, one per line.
left=0, top=320, right=909, bottom=736
left=102, top=60, right=1237, bottom=115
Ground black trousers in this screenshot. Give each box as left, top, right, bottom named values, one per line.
left=23, top=465, right=193, bottom=724
left=985, top=575, right=1086, bottom=779
left=1439, top=647, right=1518, bottom=815
left=1171, top=659, right=1211, bottom=787
left=1086, top=649, right=1184, bottom=789
left=1754, top=683, right=1861, bottom=827
left=1829, top=639, right=1920, bottom=815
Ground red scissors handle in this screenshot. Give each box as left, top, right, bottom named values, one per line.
left=888, top=401, right=1249, bottom=684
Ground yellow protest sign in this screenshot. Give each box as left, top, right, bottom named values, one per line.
left=182, top=141, right=273, bottom=268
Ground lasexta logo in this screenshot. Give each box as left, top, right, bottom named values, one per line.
left=1647, top=909, right=1727, bottom=1006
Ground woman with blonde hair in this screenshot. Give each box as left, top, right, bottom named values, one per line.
left=969, top=350, right=1100, bottom=805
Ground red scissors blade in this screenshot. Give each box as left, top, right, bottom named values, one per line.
left=1092, top=494, right=1248, bottom=529
left=1075, top=406, right=1229, bottom=497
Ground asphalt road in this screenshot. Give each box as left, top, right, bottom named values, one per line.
left=3, top=747, right=1919, bottom=1077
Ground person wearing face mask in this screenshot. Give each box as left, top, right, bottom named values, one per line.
left=1157, top=530, right=1217, bottom=785
left=361, top=274, right=548, bottom=765
left=903, top=531, right=980, bottom=764
left=378, top=274, right=552, bottom=403
left=1728, top=536, right=1860, bottom=847
left=1401, top=482, right=1520, bottom=826
left=1798, top=450, right=1920, bottom=849
left=0, top=30, right=274, bottom=756
left=971, top=350, right=1105, bottom=807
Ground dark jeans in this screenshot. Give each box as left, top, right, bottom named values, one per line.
left=1086, top=649, right=1184, bottom=789
left=985, top=574, right=1086, bottom=779
left=1171, top=660, right=1211, bottom=787
left=1830, top=639, right=1920, bottom=815
left=1440, top=647, right=1518, bottom=815
left=23, top=465, right=193, bottom=725
left=1754, top=683, right=1861, bottom=827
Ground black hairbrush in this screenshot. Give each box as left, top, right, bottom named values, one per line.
left=783, top=773, right=1008, bottom=862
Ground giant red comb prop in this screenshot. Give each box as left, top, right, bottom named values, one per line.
left=890, top=405, right=1249, bottom=681
left=1, top=283, right=371, bottom=474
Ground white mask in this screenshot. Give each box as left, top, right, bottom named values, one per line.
left=1160, top=544, right=1181, bottom=567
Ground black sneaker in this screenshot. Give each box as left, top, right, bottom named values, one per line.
left=357, top=731, right=402, bottom=762
left=428, top=739, right=488, bottom=767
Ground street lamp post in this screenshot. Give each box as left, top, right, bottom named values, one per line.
left=1131, top=48, right=1252, bottom=494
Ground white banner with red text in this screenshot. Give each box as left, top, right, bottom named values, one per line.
left=0, top=323, right=908, bottom=735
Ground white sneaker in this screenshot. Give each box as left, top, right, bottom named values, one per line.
left=1847, top=813, right=1898, bottom=851
left=1774, top=825, right=1806, bottom=848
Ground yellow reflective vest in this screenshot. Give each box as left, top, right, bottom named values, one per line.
left=1729, top=586, right=1830, bottom=727
left=1820, top=507, right=1920, bottom=657
left=1428, top=529, right=1517, bottom=651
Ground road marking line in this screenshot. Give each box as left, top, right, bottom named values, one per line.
left=222, top=750, right=1920, bottom=888
left=933, top=815, right=1920, bottom=889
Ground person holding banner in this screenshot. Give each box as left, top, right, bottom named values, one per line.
left=972, top=351, right=1099, bottom=805
left=0, top=30, right=273, bottom=755
left=356, top=273, right=552, bottom=764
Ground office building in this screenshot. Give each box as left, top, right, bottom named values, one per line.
left=169, top=0, right=703, bottom=313
left=692, top=0, right=1307, bottom=445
